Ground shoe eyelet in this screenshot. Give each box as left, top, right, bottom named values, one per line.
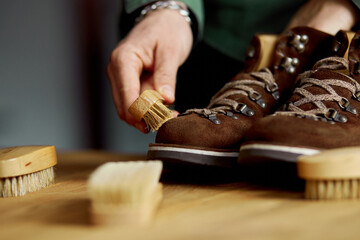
left=325, top=108, right=348, bottom=123
left=207, top=114, right=221, bottom=124
left=236, top=103, right=254, bottom=116
left=332, top=39, right=342, bottom=53
left=290, top=34, right=308, bottom=53
left=338, top=98, right=358, bottom=115
left=352, top=90, right=360, bottom=101
left=246, top=45, right=256, bottom=59
left=280, top=57, right=299, bottom=74
left=265, top=83, right=280, bottom=100
left=224, top=111, right=238, bottom=119
left=304, top=115, right=316, bottom=120
left=249, top=92, right=266, bottom=108
left=265, top=82, right=278, bottom=92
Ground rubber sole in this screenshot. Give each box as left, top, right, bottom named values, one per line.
left=238, top=143, right=321, bottom=164
left=147, top=144, right=239, bottom=168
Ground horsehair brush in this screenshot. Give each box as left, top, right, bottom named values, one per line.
left=128, top=90, right=173, bottom=132
left=298, top=146, right=360, bottom=200
left=87, top=160, right=163, bottom=226
left=0, top=145, right=57, bottom=197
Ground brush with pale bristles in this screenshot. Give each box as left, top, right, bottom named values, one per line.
left=0, top=145, right=57, bottom=197
left=297, top=147, right=360, bottom=200
left=87, top=160, right=163, bottom=226
left=128, top=90, right=173, bottom=131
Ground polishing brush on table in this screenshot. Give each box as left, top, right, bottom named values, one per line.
left=0, top=145, right=57, bottom=197
left=87, top=160, right=163, bottom=225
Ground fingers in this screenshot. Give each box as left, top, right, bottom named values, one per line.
left=107, top=45, right=149, bottom=133
left=172, top=110, right=179, bottom=118
left=107, top=9, right=193, bottom=133
left=153, top=46, right=179, bottom=104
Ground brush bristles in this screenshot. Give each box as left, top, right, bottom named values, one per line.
left=88, top=161, right=163, bottom=205
left=143, top=102, right=173, bottom=131
left=0, top=167, right=55, bottom=197
left=88, top=161, right=163, bottom=225
left=305, top=179, right=360, bottom=200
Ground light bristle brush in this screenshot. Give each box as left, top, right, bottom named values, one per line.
left=0, top=145, right=57, bottom=197
left=297, top=147, right=360, bottom=200
left=128, top=90, right=173, bottom=131
left=87, top=160, right=163, bottom=226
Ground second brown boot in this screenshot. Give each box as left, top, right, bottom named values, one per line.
left=239, top=31, right=360, bottom=165
left=148, top=27, right=335, bottom=167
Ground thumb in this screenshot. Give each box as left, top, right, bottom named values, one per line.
left=153, top=49, right=178, bottom=104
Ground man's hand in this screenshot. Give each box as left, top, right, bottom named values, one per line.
left=107, top=8, right=193, bottom=133
left=286, top=0, right=358, bottom=34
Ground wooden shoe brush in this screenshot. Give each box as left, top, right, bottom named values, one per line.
left=128, top=90, right=173, bottom=131
left=0, top=145, right=57, bottom=197
left=298, top=146, right=360, bottom=200
left=87, top=160, right=163, bottom=226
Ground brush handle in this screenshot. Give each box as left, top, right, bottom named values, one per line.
left=128, top=90, right=165, bottom=121
left=298, top=146, right=360, bottom=180
left=0, top=146, right=57, bottom=178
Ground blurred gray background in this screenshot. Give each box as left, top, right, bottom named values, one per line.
left=0, top=0, right=155, bottom=153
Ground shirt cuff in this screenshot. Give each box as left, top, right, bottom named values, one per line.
left=122, top=0, right=204, bottom=42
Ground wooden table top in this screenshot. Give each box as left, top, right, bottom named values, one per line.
left=1, top=151, right=360, bottom=240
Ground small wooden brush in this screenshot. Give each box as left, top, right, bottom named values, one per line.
left=128, top=90, right=173, bottom=131
left=298, top=147, right=360, bottom=200
left=87, top=160, right=163, bottom=226
left=0, top=145, right=57, bottom=197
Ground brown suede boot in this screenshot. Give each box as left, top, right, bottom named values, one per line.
left=239, top=31, right=359, bottom=164
left=147, top=27, right=335, bottom=167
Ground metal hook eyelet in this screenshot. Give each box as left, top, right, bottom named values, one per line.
left=338, top=98, right=358, bottom=115
left=224, top=111, right=238, bottom=119
left=280, top=57, right=299, bottom=74
left=353, top=90, right=360, bottom=101
left=265, top=83, right=280, bottom=100
left=249, top=92, right=266, bottom=108
left=236, top=103, right=254, bottom=116
left=290, top=34, right=308, bottom=53
left=332, top=39, right=342, bottom=53
left=246, top=45, right=256, bottom=59
left=325, top=108, right=348, bottom=123
left=207, top=114, right=221, bottom=124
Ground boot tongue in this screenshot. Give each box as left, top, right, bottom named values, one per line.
left=243, top=34, right=278, bottom=73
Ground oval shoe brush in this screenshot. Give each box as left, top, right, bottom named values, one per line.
left=0, top=145, right=57, bottom=197
left=298, top=146, right=360, bottom=200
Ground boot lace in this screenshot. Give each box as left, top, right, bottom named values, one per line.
left=275, top=57, right=360, bottom=122
left=181, top=68, right=279, bottom=123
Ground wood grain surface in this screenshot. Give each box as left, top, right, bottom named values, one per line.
left=1, top=151, right=360, bottom=240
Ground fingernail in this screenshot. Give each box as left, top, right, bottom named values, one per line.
left=159, top=85, right=174, bottom=101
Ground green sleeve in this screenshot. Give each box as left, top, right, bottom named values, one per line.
left=122, top=0, right=204, bottom=41
left=352, top=0, right=360, bottom=9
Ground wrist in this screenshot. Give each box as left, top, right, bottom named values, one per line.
left=135, top=1, right=191, bottom=25
left=287, top=0, right=359, bottom=35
